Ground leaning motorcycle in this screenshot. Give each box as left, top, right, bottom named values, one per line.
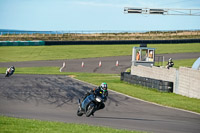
left=77, top=94, right=104, bottom=117
left=5, top=66, right=15, bottom=77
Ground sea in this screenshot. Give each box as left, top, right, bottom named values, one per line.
left=0, top=29, right=198, bottom=35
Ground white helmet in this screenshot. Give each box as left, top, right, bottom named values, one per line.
left=100, top=82, right=108, bottom=91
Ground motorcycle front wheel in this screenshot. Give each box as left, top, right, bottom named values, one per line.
left=86, top=104, right=95, bottom=117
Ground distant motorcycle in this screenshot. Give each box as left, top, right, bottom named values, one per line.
left=77, top=94, right=104, bottom=117
left=5, top=66, right=15, bottom=77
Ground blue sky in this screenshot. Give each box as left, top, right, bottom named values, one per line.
left=0, top=0, right=200, bottom=31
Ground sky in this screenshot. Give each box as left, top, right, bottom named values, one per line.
left=0, top=0, right=200, bottom=32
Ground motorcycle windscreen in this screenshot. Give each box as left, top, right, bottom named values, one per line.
left=81, top=95, right=94, bottom=111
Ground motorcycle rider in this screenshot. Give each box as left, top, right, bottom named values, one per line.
left=166, top=58, right=174, bottom=69
left=5, top=66, right=15, bottom=77
left=81, top=82, right=108, bottom=111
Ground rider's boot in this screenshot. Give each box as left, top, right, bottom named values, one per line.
left=78, top=99, right=84, bottom=112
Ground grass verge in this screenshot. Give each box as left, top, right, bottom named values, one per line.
left=155, top=58, right=197, bottom=68
left=0, top=116, right=143, bottom=133
left=0, top=43, right=200, bottom=62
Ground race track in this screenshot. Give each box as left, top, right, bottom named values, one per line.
left=0, top=74, right=200, bottom=133
left=0, top=52, right=199, bottom=74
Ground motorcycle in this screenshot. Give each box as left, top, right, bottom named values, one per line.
left=77, top=94, right=104, bottom=117
left=5, top=66, right=15, bottom=77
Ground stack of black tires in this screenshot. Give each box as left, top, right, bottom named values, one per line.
left=121, top=72, right=173, bottom=93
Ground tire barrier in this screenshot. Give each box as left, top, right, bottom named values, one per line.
left=45, top=39, right=200, bottom=45
left=121, top=72, right=173, bottom=92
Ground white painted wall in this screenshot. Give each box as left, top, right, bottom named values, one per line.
left=131, top=65, right=200, bottom=99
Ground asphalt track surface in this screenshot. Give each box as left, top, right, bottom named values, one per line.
left=0, top=53, right=200, bottom=133
left=0, top=74, right=200, bottom=133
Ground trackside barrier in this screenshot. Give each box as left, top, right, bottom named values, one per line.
left=1, top=39, right=200, bottom=46
left=0, top=41, right=45, bottom=46
left=121, top=72, right=173, bottom=92
left=45, top=39, right=200, bottom=45
left=130, top=65, right=200, bottom=99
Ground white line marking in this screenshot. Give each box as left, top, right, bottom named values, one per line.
left=59, top=62, right=66, bottom=72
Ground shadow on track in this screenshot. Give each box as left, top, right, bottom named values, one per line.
left=0, top=74, right=121, bottom=108
left=0, top=74, right=90, bottom=107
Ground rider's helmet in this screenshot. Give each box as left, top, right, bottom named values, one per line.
left=169, top=58, right=172, bottom=62
left=100, top=82, right=108, bottom=92
left=11, top=66, right=15, bottom=69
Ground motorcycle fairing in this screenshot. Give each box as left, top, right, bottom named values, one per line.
left=81, top=94, right=95, bottom=111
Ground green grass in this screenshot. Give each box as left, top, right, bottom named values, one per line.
left=0, top=65, right=199, bottom=113
left=0, top=43, right=200, bottom=62
left=151, top=43, right=200, bottom=54
left=173, top=59, right=197, bottom=68
left=0, top=116, right=143, bottom=133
